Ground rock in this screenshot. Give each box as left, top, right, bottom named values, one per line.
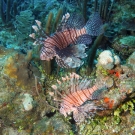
left=22, top=93, right=33, bottom=111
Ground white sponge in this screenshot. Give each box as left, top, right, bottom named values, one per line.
left=98, top=50, right=120, bottom=70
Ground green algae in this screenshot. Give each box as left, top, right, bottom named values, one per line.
left=96, top=65, right=109, bottom=76
left=114, top=99, right=135, bottom=117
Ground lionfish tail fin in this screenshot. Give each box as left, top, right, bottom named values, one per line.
left=91, top=78, right=108, bottom=100
left=84, top=12, right=104, bottom=36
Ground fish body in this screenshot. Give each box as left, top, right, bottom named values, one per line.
left=43, top=28, right=86, bottom=50
left=51, top=72, right=107, bottom=122
left=30, top=12, right=103, bottom=68
left=60, top=85, right=99, bottom=117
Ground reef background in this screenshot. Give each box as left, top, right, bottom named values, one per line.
left=0, top=0, right=135, bottom=134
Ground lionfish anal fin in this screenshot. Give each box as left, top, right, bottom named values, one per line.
left=55, top=44, right=87, bottom=68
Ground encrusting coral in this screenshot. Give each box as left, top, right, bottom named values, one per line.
left=1, top=48, right=39, bottom=89
left=112, top=36, right=135, bottom=56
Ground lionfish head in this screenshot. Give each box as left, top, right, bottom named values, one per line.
left=60, top=102, right=78, bottom=117
left=30, top=20, right=57, bottom=61
left=60, top=106, right=67, bottom=117
left=40, top=44, right=56, bottom=61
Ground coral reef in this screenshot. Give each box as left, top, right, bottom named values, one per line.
left=78, top=105, right=135, bottom=135
left=112, top=0, right=135, bottom=23
left=22, top=93, right=33, bottom=111
left=0, top=0, right=135, bottom=134
left=0, top=30, right=18, bottom=48
left=2, top=127, right=29, bottom=135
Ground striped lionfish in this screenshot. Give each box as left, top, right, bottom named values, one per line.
left=50, top=72, right=107, bottom=123
left=30, top=12, right=103, bottom=68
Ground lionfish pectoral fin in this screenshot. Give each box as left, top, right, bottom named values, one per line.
left=71, top=44, right=87, bottom=59
left=55, top=55, right=84, bottom=68
left=76, top=34, right=92, bottom=45
left=55, top=56, right=70, bottom=68
left=55, top=44, right=87, bottom=68
left=84, top=12, right=104, bottom=36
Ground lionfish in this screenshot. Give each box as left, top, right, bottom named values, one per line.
left=30, top=12, right=103, bottom=68
left=50, top=72, right=107, bottom=123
